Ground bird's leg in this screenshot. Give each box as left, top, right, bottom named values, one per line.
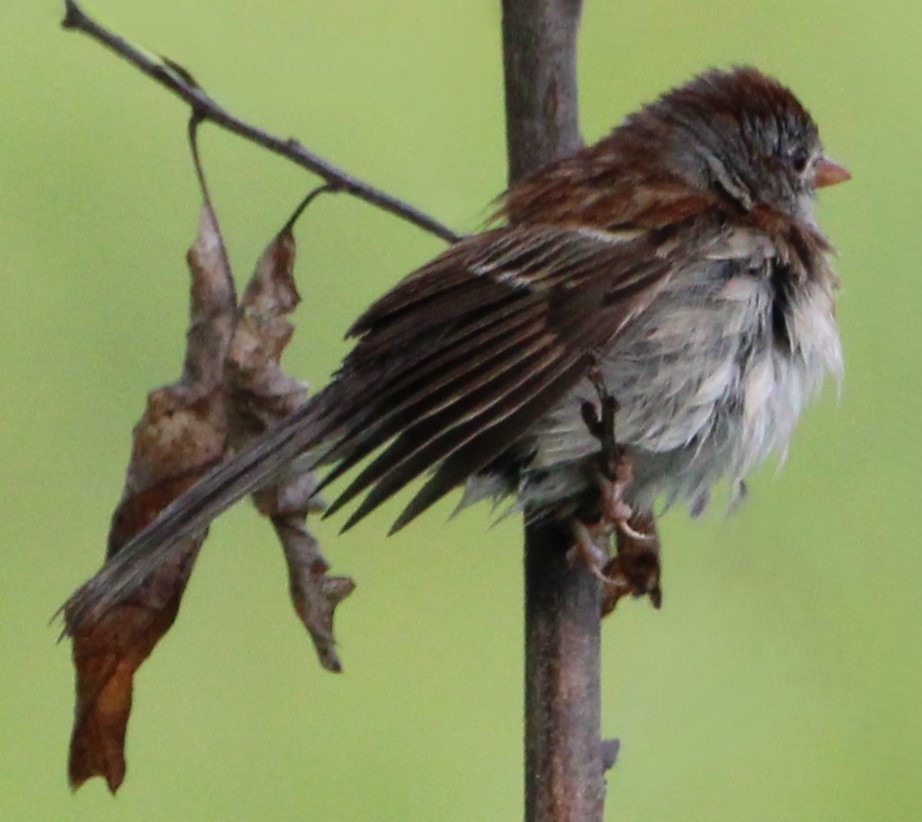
left=579, top=365, right=637, bottom=536
left=566, top=366, right=662, bottom=613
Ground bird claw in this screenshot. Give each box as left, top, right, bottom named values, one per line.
left=613, top=510, right=656, bottom=543
left=567, top=519, right=616, bottom=583
left=594, top=460, right=654, bottom=541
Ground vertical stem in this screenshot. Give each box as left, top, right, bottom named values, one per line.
left=500, top=2, right=604, bottom=820
left=501, top=0, right=584, bottom=180
left=523, top=517, right=605, bottom=820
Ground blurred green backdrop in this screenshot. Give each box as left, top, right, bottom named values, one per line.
left=2, top=1, right=920, bottom=820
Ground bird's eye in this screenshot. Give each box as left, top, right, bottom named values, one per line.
left=789, top=149, right=809, bottom=174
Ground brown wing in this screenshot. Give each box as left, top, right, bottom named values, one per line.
left=313, top=223, right=682, bottom=532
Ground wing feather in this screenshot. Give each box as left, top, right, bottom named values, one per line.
left=390, top=359, right=589, bottom=532
left=329, top=343, right=567, bottom=523
left=339, top=348, right=579, bottom=531
left=316, top=313, right=549, bottom=492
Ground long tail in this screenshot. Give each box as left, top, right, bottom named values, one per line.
left=62, top=391, right=332, bottom=631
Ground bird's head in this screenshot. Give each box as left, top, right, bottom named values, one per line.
left=631, top=66, right=850, bottom=219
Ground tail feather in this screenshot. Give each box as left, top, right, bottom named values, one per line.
left=62, top=392, right=331, bottom=630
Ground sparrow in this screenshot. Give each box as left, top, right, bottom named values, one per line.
left=65, top=66, right=848, bottom=621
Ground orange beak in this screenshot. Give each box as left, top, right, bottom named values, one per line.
left=814, top=156, right=851, bottom=188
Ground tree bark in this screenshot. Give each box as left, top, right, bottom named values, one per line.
left=501, top=3, right=606, bottom=820
left=502, top=0, right=584, bottom=179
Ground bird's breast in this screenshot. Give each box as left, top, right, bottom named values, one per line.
left=514, top=256, right=841, bottom=514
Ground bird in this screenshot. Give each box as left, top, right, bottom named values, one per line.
left=64, top=66, right=849, bottom=624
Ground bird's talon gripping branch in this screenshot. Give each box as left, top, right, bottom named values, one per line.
left=567, top=520, right=618, bottom=584
left=571, top=371, right=663, bottom=612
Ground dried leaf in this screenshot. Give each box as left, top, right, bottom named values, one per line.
left=274, top=516, right=355, bottom=672
left=66, top=203, right=236, bottom=791
left=226, top=225, right=355, bottom=671
left=65, top=199, right=354, bottom=791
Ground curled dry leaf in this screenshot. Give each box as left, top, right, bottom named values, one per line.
left=65, top=198, right=355, bottom=791
left=66, top=204, right=236, bottom=791
left=226, top=226, right=355, bottom=672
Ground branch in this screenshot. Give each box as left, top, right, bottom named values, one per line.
left=500, top=2, right=609, bottom=821
left=502, top=0, right=584, bottom=180
left=61, top=0, right=462, bottom=244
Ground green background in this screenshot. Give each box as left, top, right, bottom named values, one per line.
left=2, top=1, right=920, bottom=820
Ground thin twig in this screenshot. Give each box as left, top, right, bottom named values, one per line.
left=61, top=0, right=462, bottom=244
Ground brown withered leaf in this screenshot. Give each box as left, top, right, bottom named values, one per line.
left=66, top=203, right=236, bottom=791
left=226, top=225, right=355, bottom=672
left=66, top=196, right=355, bottom=791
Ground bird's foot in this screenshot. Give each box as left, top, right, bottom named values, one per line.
left=568, top=366, right=662, bottom=614
left=567, top=475, right=663, bottom=614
